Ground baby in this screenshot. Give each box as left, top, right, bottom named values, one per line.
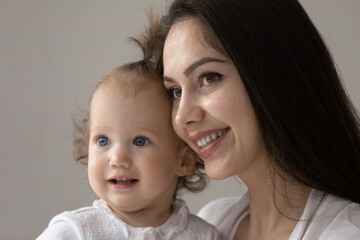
left=37, top=59, right=219, bottom=239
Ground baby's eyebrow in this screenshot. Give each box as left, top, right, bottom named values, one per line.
left=89, top=126, right=108, bottom=134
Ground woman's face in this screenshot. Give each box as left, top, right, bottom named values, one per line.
left=163, top=19, right=267, bottom=180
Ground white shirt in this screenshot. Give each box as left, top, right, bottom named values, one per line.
left=198, top=189, right=360, bottom=240
left=37, top=198, right=219, bottom=240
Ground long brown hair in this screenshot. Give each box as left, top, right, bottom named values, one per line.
left=152, top=0, right=360, bottom=203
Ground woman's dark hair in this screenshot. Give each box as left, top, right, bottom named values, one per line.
left=152, top=0, right=360, bottom=203
left=72, top=16, right=207, bottom=197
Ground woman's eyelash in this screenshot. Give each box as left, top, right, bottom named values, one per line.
left=199, top=72, right=224, bottom=86
left=167, top=87, right=182, bottom=99
left=165, top=72, right=223, bottom=99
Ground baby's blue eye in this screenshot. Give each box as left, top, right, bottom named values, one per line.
left=133, top=137, right=150, bottom=146
left=97, top=136, right=111, bottom=146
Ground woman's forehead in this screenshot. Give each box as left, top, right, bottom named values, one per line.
left=167, top=18, right=227, bottom=58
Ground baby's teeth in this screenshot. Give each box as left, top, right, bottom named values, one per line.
left=197, top=140, right=202, bottom=146
left=201, top=138, right=207, bottom=145
left=206, top=136, right=211, bottom=143
left=218, top=131, right=223, bottom=137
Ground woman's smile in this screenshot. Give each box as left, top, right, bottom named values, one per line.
left=189, top=127, right=230, bottom=159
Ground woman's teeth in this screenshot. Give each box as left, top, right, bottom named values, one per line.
left=196, top=129, right=227, bottom=147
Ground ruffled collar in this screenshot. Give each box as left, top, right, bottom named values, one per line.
left=93, top=198, right=189, bottom=240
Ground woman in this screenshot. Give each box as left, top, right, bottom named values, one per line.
left=150, top=0, right=360, bottom=239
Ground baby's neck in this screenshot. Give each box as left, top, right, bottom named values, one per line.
left=107, top=201, right=173, bottom=228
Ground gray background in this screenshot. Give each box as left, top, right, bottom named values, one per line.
left=1, top=1, right=359, bottom=239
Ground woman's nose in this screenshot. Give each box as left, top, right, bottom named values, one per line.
left=174, top=92, right=204, bottom=127
left=109, top=145, right=132, bottom=169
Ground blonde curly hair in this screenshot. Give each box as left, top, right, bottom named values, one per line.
left=72, top=12, right=207, bottom=197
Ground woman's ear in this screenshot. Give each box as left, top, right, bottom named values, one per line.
left=176, top=144, right=197, bottom=177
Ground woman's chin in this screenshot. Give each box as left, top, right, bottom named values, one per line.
left=204, top=163, right=232, bottom=180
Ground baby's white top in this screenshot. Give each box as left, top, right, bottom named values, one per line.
left=37, top=198, right=218, bottom=240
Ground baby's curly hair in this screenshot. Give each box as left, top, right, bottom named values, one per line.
left=72, top=12, right=207, bottom=198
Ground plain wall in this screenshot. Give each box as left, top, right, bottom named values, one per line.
left=0, top=1, right=359, bottom=239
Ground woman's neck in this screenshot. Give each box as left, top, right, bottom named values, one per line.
left=237, top=167, right=311, bottom=240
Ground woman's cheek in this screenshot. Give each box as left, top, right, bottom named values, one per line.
left=203, top=93, right=227, bottom=118
left=172, top=108, right=185, bottom=138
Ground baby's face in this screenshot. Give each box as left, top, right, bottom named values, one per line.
left=87, top=83, right=185, bottom=219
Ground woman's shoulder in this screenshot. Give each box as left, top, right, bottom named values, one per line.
left=297, top=189, right=360, bottom=240
left=318, top=197, right=360, bottom=239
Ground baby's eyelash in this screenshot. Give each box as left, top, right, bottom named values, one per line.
left=91, top=135, right=100, bottom=144
left=133, top=136, right=151, bottom=146
left=94, top=135, right=111, bottom=147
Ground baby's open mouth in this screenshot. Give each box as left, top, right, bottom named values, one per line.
left=108, top=178, right=138, bottom=185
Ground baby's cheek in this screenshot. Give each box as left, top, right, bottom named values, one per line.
left=88, top=159, right=103, bottom=185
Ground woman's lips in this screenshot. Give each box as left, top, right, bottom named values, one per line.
left=190, top=128, right=230, bottom=159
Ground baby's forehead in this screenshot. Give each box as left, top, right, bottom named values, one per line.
left=91, top=73, right=169, bottom=105
left=98, top=78, right=165, bottom=97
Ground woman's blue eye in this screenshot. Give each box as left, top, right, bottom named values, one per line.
left=168, top=87, right=182, bottom=99
left=200, top=72, right=223, bottom=87
left=97, top=136, right=111, bottom=146
left=133, top=137, right=150, bottom=146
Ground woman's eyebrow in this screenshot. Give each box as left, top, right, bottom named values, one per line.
left=163, top=75, right=174, bottom=82
left=184, top=57, right=225, bottom=76
left=163, top=57, right=225, bottom=82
